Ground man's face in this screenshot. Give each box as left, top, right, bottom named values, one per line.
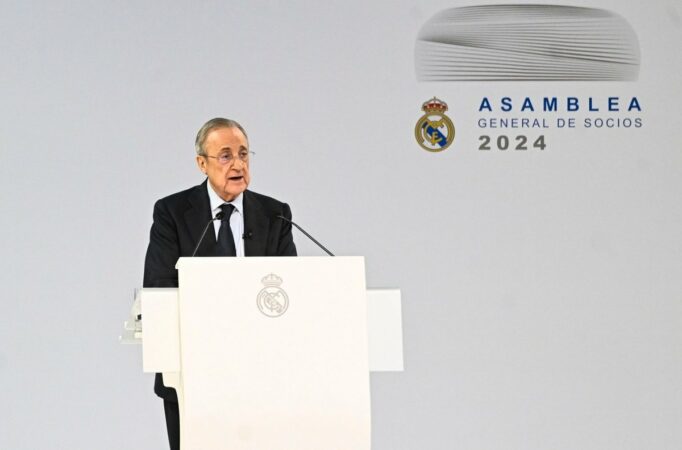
left=196, top=126, right=251, bottom=201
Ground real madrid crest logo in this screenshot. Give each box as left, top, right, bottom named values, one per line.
left=415, top=97, right=455, bottom=152
left=256, top=273, right=289, bottom=318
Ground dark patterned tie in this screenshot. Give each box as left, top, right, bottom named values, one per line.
left=217, top=203, right=237, bottom=256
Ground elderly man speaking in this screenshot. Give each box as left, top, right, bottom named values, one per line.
left=143, top=117, right=297, bottom=449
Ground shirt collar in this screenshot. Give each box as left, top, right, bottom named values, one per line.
left=207, top=182, right=244, bottom=216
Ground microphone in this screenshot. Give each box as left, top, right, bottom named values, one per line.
left=191, top=211, right=225, bottom=256
left=242, top=231, right=253, bottom=239
left=276, top=215, right=334, bottom=256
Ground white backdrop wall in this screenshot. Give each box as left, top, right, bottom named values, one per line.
left=1, top=1, right=680, bottom=449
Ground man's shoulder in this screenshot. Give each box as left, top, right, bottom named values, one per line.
left=245, top=189, right=291, bottom=210
left=154, top=182, right=205, bottom=209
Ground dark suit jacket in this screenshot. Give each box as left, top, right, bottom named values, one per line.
left=143, top=180, right=297, bottom=399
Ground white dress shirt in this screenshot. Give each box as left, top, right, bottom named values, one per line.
left=206, top=183, right=245, bottom=257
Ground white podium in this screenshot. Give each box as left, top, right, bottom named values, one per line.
left=124, top=256, right=402, bottom=450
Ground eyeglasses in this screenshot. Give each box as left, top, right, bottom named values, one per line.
left=204, top=150, right=255, bottom=166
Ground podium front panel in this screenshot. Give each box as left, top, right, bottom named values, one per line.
left=176, top=256, right=370, bottom=450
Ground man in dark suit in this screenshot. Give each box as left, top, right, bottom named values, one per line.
left=143, top=117, right=297, bottom=450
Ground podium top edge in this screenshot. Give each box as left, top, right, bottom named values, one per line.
left=175, top=255, right=365, bottom=269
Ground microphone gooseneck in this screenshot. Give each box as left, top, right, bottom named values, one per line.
left=276, top=215, right=334, bottom=256
left=191, top=211, right=225, bottom=257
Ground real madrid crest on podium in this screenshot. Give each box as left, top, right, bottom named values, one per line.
left=415, top=97, right=455, bottom=152
left=257, top=273, right=289, bottom=318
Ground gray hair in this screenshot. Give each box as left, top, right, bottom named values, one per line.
left=194, top=117, right=248, bottom=156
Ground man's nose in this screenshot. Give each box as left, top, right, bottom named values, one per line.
left=232, top=157, right=245, bottom=169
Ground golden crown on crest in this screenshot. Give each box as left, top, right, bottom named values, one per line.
left=421, top=97, right=449, bottom=113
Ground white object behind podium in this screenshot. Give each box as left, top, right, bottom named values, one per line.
left=130, top=256, right=404, bottom=450
left=139, top=288, right=404, bottom=373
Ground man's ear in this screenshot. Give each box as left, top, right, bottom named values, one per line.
left=196, top=155, right=207, bottom=174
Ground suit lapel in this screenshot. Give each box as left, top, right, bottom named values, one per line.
left=243, top=190, right=270, bottom=256
left=184, top=180, right=218, bottom=256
